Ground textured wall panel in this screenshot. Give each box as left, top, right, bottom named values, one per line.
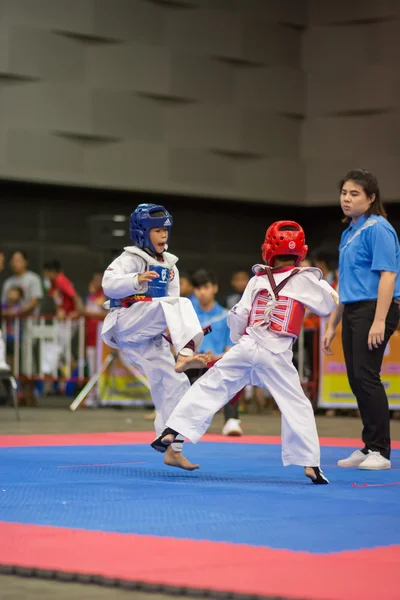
left=238, top=0, right=307, bottom=25
left=373, top=21, right=400, bottom=66
left=164, top=9, right=241, bottom=58
left=308, top=0, right=400, bottom=24
left=242, top=21, right=301, bottom=67
left=92, top=91, right=164, bottom=141
left=302, top=25, right=369, bottom=74
left=164, top=105, right=241, bottom=151
left=0, top=25, right=9, bottom=73
left=84, top=140, right=168, bottom=186
left=0, top=0, right=307, bottom=203
left=235, top=158, right=304, bottom=203
left=305, top=157, right=400, bottom=206
left=3, top=0, right=398, bottom=206
left=1, top=0, right=95, bottom=35
left=170, top=53, right=234, bottom=104
left=241, top=112, right=300, bottom=156
left=303, top=5, right=400, bottom=206
left=307, top=66, right=400, bottom=115
left=94, top=0, right=163, bottom=43
left=303, top=115, right=400, bottom=161
left=235, top=67, right=305, bottom=113
left=7, top=27, right=85, bottom=81
left=7, top=129, right=85, bottom=173
left=168, top=148, right=235, bottom=189
left=1, top=83, right=91, bottom=132
left=86, top=42, right=170, bottom=94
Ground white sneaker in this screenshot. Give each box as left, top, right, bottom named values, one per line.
left=358, top=451, right=391, bottom=470
left=337, top=449, right=367, bottom=468
left=222, top=418, right=243, bottom=436
left=0, top=362, right=10, bottom=372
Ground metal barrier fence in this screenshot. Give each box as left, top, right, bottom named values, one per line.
left=1, top=315, right=320, bottom=407
left=2, top=315, right=87, bottom=382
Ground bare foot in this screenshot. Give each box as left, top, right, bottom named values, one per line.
left=175, top=353, right=208, bottom=373
left=164, top=446, right=200, bottom=471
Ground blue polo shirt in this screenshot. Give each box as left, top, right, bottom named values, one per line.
left=188, top=292, right=199, bottom=309
left=338, top=214, right=400, bottom=304
left=194, top=301, right=232, bottom=355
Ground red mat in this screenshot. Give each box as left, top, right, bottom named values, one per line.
left=0, top=522, right=399, bottom=600
left=1, top=431, right=399, bottom=448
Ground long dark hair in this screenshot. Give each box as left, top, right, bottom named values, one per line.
left=339, top=169, right=387, bottom=223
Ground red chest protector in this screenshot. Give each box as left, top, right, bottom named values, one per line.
left=249, top=267, right=305, bottom=339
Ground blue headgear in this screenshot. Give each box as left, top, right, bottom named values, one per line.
left=129, top=204, right=173, bottom=254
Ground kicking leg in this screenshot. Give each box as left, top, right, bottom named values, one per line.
left=154, top=343, right=250, bottom=449
left=117, top=336, right=195, bottom=464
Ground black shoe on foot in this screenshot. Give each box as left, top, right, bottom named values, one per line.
left=150, top=428, right=179, bottom=453
left=307, top=466, right=329, bottom=484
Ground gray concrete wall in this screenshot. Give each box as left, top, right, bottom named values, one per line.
left=0, top=0, right=305, bottom=203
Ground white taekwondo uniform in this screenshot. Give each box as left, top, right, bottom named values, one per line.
left=165, top=265, right=339, bottom=467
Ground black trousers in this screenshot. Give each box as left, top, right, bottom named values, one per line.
left=342, top=301, right=399, bottom=459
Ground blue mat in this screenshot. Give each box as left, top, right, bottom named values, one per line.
left=0, top=443, right=399, bottom=553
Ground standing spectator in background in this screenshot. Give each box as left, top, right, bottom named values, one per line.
left=225, top=270, right=250, bottom=309
left=0, top=251, right=8, bottom=370
left=312, top=248, right=338, bottom=289
left=0, top=250, right=6, bottom=291
left=43, top=260, right=83, bottom=319
left=311, top=248, right=339, bottom=417
left=2, top=250, right=43, bottom=316
left=190, top=269, right=243, bottom=436
left=84, top=272, right=107, bottom=379
left=299, top=258, right=313, bottom=268
left=42, top=261, right=84, bottom=378
left=1, top=250, right=43, bottom=403
left=2, top=286, right=24, bottom=369
left=226, top=268, right=264, bottom=414
left=179, top=270, right=199, bottom=307
left=323, top=169, right=400, bottom=470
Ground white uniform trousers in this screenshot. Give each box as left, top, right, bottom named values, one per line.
left=166, top=335, right=321, bottom=467
left=115, top=326, right=191, bottom=452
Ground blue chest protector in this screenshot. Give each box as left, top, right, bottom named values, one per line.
left=146, top=263, right=170, bottom=298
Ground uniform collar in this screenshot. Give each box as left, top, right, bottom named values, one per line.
left=348, top=213, right=368, bottom=232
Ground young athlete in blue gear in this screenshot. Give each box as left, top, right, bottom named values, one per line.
left=101, top=203, right=208, bottom=470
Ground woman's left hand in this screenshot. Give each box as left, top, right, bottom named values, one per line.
left=367, top=319, right=385, bottom=351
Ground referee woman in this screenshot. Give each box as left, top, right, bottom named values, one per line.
left=323, top=169, right=400, bottom=470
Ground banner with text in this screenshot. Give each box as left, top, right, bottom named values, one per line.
left=318, top=319, right=400, bottom=410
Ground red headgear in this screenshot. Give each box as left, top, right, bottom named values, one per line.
left=261, top=221, right=308, bottom=267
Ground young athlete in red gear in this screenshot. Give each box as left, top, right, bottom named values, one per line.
left=152, top=221, right=339, bottom=484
